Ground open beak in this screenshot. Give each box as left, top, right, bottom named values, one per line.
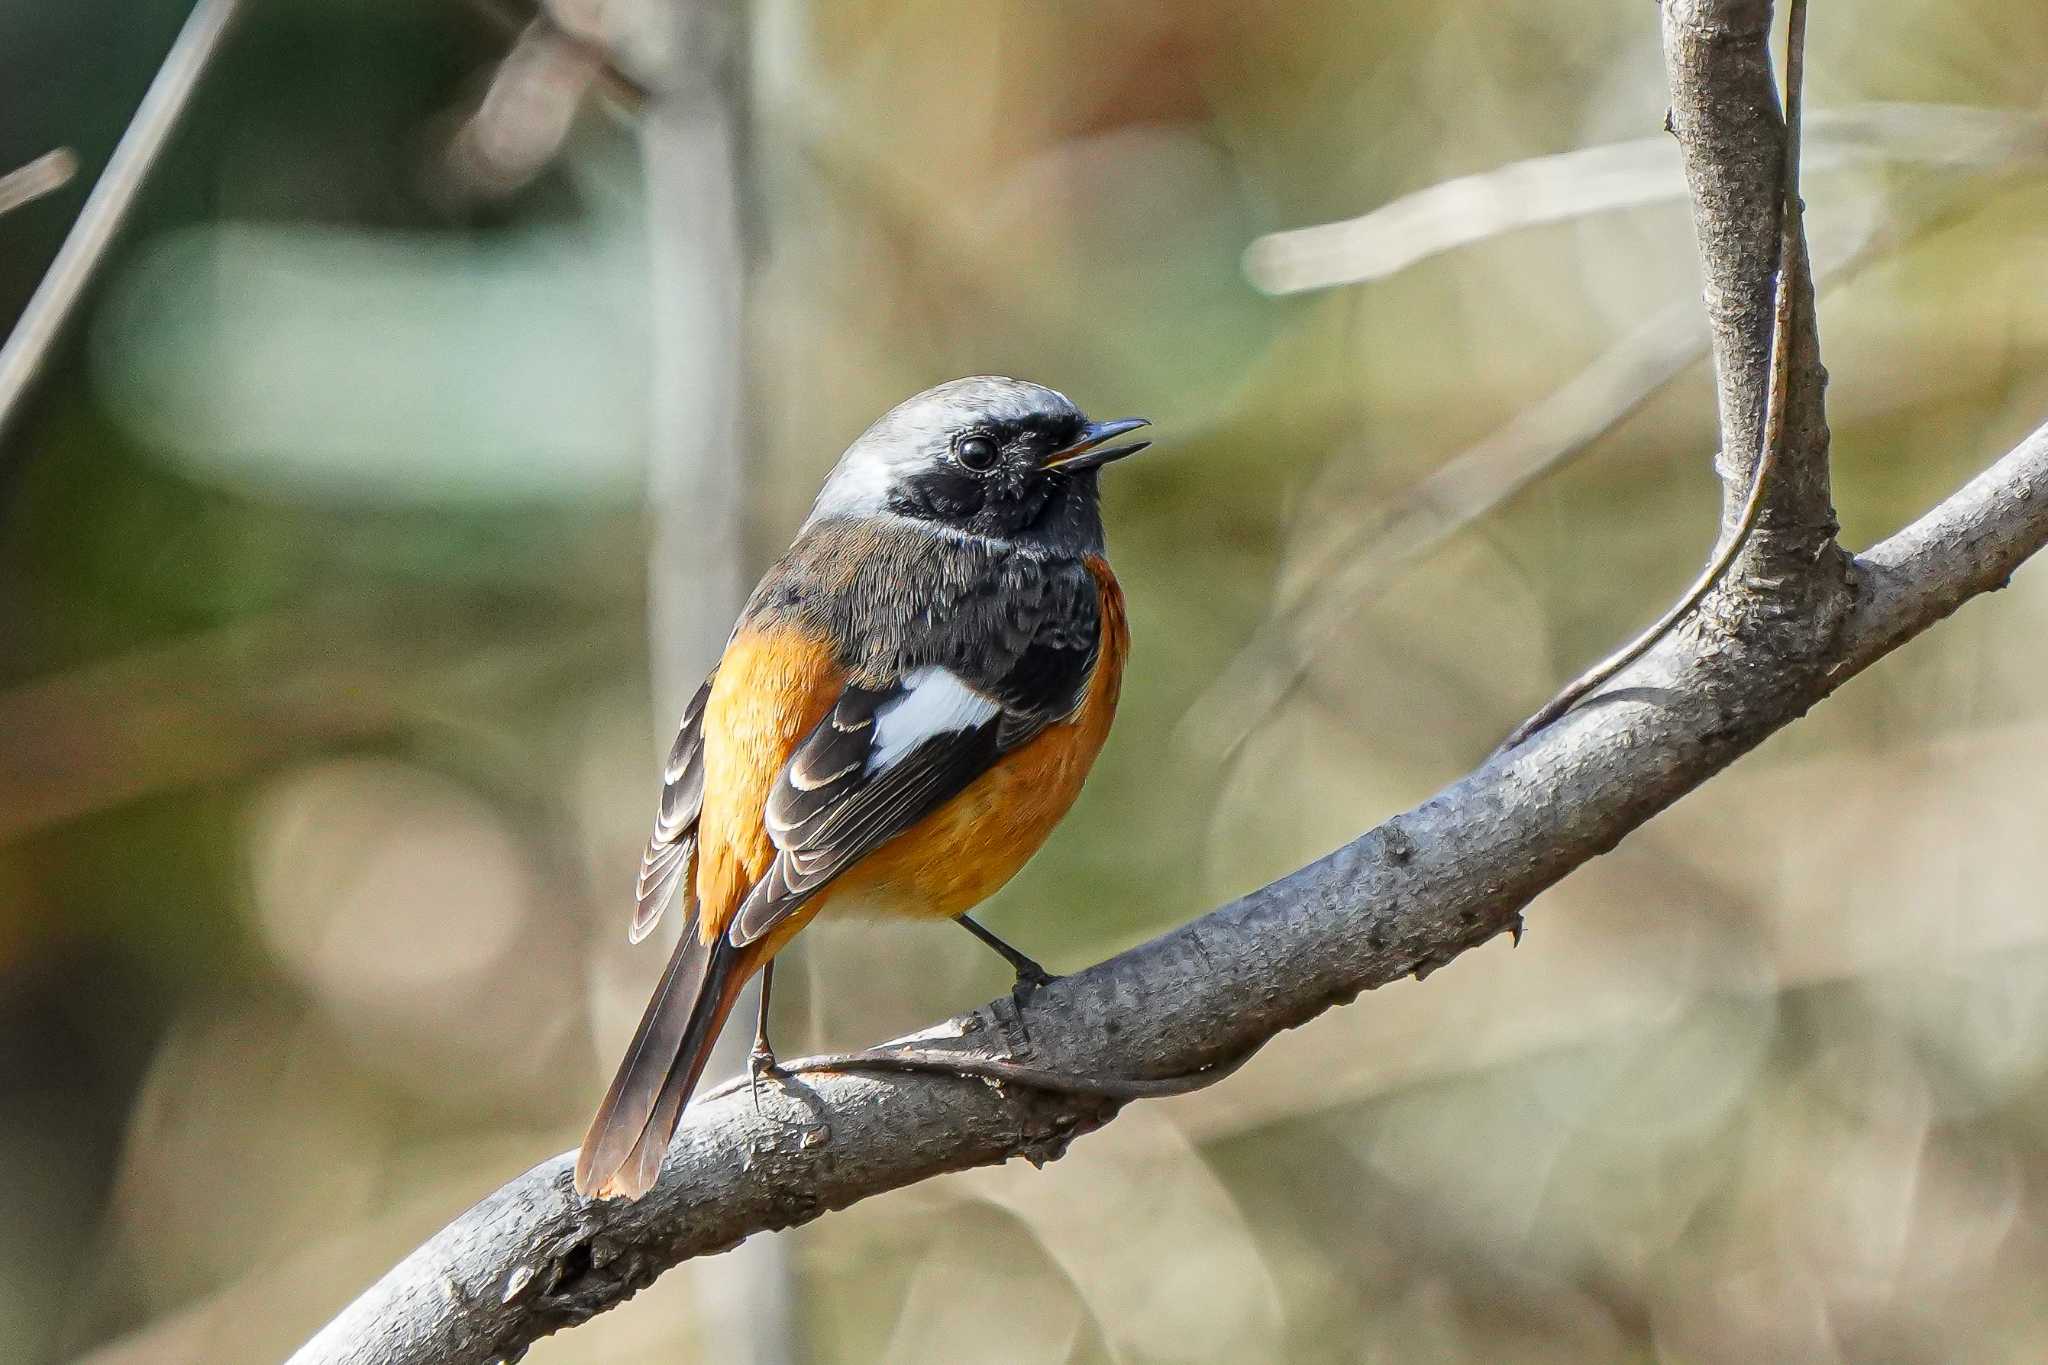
left=1043, top=417, right=1152, bottom=473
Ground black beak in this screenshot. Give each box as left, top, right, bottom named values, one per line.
left=1043, top=417, right=1152, bottom=473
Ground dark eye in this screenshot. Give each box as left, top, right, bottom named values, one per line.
left=955, top=434, right=1000, bottom=471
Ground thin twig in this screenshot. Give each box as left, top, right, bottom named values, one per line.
left=1499, top=0, right=1810, bottom=752
left=1181, top=164, right=1957, bottom=770
left=1245, top=100, right=2043, bottom=294
left=0, top=149, right=79, bottom=217
left=0, top=0, right=242, bottom=441
left=459, top=0, right=650, bottom=116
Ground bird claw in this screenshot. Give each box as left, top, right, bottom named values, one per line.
left=747, top=1044, right=782, bottom=1116
left=1010, top=962, right=1057, bottom=1004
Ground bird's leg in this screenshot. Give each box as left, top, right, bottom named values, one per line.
left=957, top=914, right=1056, bottom=994
left=748, top=961, right=780, bottom=1111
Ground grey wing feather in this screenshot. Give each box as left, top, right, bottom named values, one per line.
left=726, top=551, right=1106, bottom=950
left=728, top=684, right=1003, bottom=948
left=629, top=672, right=714, bottom=944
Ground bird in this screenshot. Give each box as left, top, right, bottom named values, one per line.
left=575, top=376, right=1153, bottom=1200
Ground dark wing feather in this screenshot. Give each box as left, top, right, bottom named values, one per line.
left=574, top=922, right=754, bottom=1199
left=732, top=685, right=1001, bottom=946
left=729, top=548, right=1107, bottom=950
left=629, top=672, right=714, bottom=944
left=991, top=624, right=1099, bottom=751
left=760, top=684, right=885, bottom=846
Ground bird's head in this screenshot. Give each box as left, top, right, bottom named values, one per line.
left=806, top=376, right=1151, bottom=552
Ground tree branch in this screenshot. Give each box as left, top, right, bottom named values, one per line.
left=288, top=4, right=2048, bottom=1361
left=1839, top=424, right=2048, bottom=674
left=1182, top=167, right=1978, bottom=769
left=1502, top=0, right=1822, bottom=749
left=1243, top=101, right=2048, bottom=295
left=1664, top=0, right=1836, bottom=559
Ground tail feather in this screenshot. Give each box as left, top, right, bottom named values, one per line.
left=576, top=925, right=756, bottom=1199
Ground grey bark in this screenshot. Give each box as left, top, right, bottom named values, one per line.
left=1663, top=0, right=1837, bottom=561
left=289, top=4, right=2048, bottom=1362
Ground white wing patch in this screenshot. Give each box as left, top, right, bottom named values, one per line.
left=867, top=667, right=999, bottom=772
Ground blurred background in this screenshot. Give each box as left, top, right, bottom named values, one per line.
left=4, top=1, right=2048, bottom=1361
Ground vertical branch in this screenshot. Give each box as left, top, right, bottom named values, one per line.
left=642, top=9, right=748, bottom=697
left=1661, top=0, right=1834, bottom=556
left=1507, top=0, right=1826, bottom=753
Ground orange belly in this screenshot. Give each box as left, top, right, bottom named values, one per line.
left=822, top=639, right=1124, bottom=919
left=694, top=556, right=1127, bottom=955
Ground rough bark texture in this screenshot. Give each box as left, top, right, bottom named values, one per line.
left=1662, top=0, right=1853, bottom=737
left=1664, top=0, right=1835, bottom=554
left=289, top=5, right=2048, bottom=1362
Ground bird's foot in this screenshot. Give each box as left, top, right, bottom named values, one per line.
left=1009, top=959, right=1058, bottom=1004
left=747, top=1041, right=782, bottom=1116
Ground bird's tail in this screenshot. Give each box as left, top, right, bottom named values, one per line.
left=575, top=925, right=758, bottom=1200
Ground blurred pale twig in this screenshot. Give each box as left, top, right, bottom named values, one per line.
left=444, top=0, right=653, bottom=205
left=440, top=18, right=610, bottom=200
left=1247, top=101, right=2048, bottom=295
left=1184, top=105, right=2043, bottom=765
left=632, top=0, right=802, bottom=1358
left=464, top=0, right=650, bottom=109
left=1190, top=97, right=2043, bottom=764
left=1178, top=175, right=1958, bottom=767
left=0, top=149, right=78, bottom=217
left=0, top=0, right=241, bottom=440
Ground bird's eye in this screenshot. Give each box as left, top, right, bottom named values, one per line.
left=955, top=434, right=1000, bottom=471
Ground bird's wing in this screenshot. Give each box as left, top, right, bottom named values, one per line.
left=729, top=616, right=1100, bottom=948
left=628, top=670, right=715, bottom=944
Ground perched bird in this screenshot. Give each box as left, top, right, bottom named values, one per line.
left=576, top=377, right=1153, bottom=1200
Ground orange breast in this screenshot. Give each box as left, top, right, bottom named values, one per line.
left=819, top=556, right=1128, bottom=922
